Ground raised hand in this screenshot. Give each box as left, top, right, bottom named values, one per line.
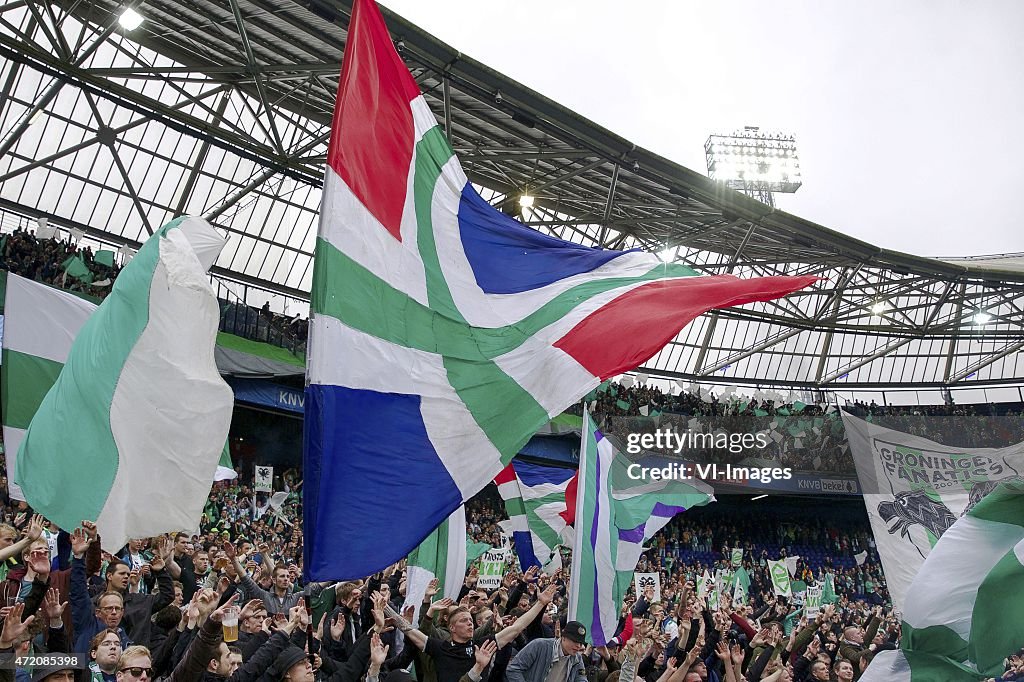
left=424, top=578, right=440, bottom=599
left=730, top=643, right=744, bottom=666
left=43, top=588, right=66, bottom=622
left=70, top=527, right=91, bottom=556
left=370, top=632, right=389, bottom=666
left=474, top=640, right=497, bottom=669
left=330, top=612, right=346, bottom=640
left=240, top=599, right=263, bottom=621
left=715, top=640, right=730, bottom=662
left=523, top=566, right=539, bottom=584
left=26, top=514, right=44, bottom=542
left=81, top=521, right=98, bottom=541
left=428, top=597, right=454, bottom=615
left=0, top=603, right=35, bottom=648
left=538, top=584, right=558, bottom=606
left=210, top=593, right=240, bottom=624
left=27, top=547, right=51, bottom=577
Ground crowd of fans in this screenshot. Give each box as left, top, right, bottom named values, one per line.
left=5, top=229, right=1024, bottom=681
left=1, top=228, right=121, bottom=298
left=588, top=381, right=1024, bottom=475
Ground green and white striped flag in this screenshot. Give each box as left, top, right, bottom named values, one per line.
left=733, top=566, right=750, bottom=605
left=1, top=271, right=237, bottom=496
left=405, top=504, right=468, bottom=613
left=11, top=217, right=235, bottom=551
left=861, top=483, right=1024, bottom=681
left=568, top=412, right=713, bottom=646
left=768, top=560, right=792, bottom=597
left=731, top=547, right=743, bottom=566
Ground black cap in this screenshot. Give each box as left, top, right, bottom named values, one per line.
left=30, top=666, right=76, bottom=682
left=271, top=646, right=309, bottom=680
left=563, top=621, right=587, bottom=644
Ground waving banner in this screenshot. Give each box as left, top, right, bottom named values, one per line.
left=842, top=411, right=1024, bottom=610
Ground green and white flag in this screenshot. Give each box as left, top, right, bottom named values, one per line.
left=733, top=566, right=750, bottom=605
left=821, top=572, right=838, bottom=604
left=1, top=274, right=237, bottom=497
left=842, top=411, right=1024, bottom=610
left=708, top=580, right=721, bottom=612
left=861, top=483, right=1024, bottom=681
left=12, top=217, right=234, bottom=551
left=405, top=504, right=467, bottom=612
left=568, top=411, right=713, bottom=646
left=697, top=570, right=714, bottom=598
left=731, top=547, right=743, bottom=566
left=768, top=560, right=792, bottom=597
left=1, top=272, right=93, bottom=501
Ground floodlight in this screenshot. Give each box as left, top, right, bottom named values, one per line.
left=518, top=194, right=534, bottom=208
left=118, top=7, right=144, bottom=30
left=870, top=302, right=888, bottom=315
left=705, top=128, right=802, bottom=196
left=973, top=311, right=993, bottom=326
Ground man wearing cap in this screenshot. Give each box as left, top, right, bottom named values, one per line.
left=505, top=620, right=587, bottom=682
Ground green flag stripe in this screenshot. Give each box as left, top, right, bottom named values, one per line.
left=901, top=649, right=985, bottom=682
left=504, top=496, right=527, bottom=518
left=311, top=238, right=697, bottom=359
left=966, top=484, right=1024, bottom=528
left=1, top=350, right=63, bottom=429
left=969, top=548, right=1024, bottom=675
left=901, top=621, right=970, bottom=666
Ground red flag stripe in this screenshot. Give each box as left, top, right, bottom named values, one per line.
left=493, top=462, right=518, bottom=485
left=554, top=275, right=819, bottom=380
left=327, top=0, right=421, bottom=241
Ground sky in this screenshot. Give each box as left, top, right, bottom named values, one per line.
left=381, top=0, right=1024, bottom=259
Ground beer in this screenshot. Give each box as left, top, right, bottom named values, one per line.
left=222, top=606, right=239, bottom=642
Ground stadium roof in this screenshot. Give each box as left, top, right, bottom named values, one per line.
left=2, top=0, right=1023, bottom=389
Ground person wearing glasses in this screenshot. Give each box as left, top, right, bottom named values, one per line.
left=115, top=645, right=153, bottom=682
left=70, top=526, right=132, bottom=654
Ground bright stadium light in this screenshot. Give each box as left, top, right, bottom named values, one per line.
left=870, top=301, right=889, bottom=315
left=705, top=127, right=801, bottom=207
left=518, top=194, right=534, bottom=208
left=118, top=7, right=144, bottom=31
left=973, top=311, right=993, bottom=326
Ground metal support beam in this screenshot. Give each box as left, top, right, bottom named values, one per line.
left=943, top=281, right=968, bottom=383
left=948, top=340, right=1024, bottom=384
left=0, top=83, right=231, bottom=185
left=442, top=72, right=452, bottom=142
left=173, top=90, right=232, bottom=216
left=0, top=14, right=117, bottom=159
left=596, top=162, right=620, bottom=247
left=82, top=91, right=154, bottom=234
left=698, top=328, right=802, bottom=375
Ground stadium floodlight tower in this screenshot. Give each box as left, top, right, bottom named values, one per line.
left=705, top=127, right=802, bottom=207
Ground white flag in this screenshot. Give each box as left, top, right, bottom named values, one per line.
left=842, top=411, right=1024, bottom=610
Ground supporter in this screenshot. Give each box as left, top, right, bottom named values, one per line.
left=505, top=620, right=588, bottom=682
left=90, top=630, right=124, bottom=682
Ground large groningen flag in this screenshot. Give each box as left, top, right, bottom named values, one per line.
left=13, top=217, right=234, bottom=551
left=568, top=412, right=712, bottom=645
left=494, top=460, right=575, bottom=570
left=841, top=411, right=1024, bottom=610
left=1, top=273, right=237, bottom=500
left=861, top=483, right=1024, bottom=682
left=302, top=0, right=816, bottom=580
